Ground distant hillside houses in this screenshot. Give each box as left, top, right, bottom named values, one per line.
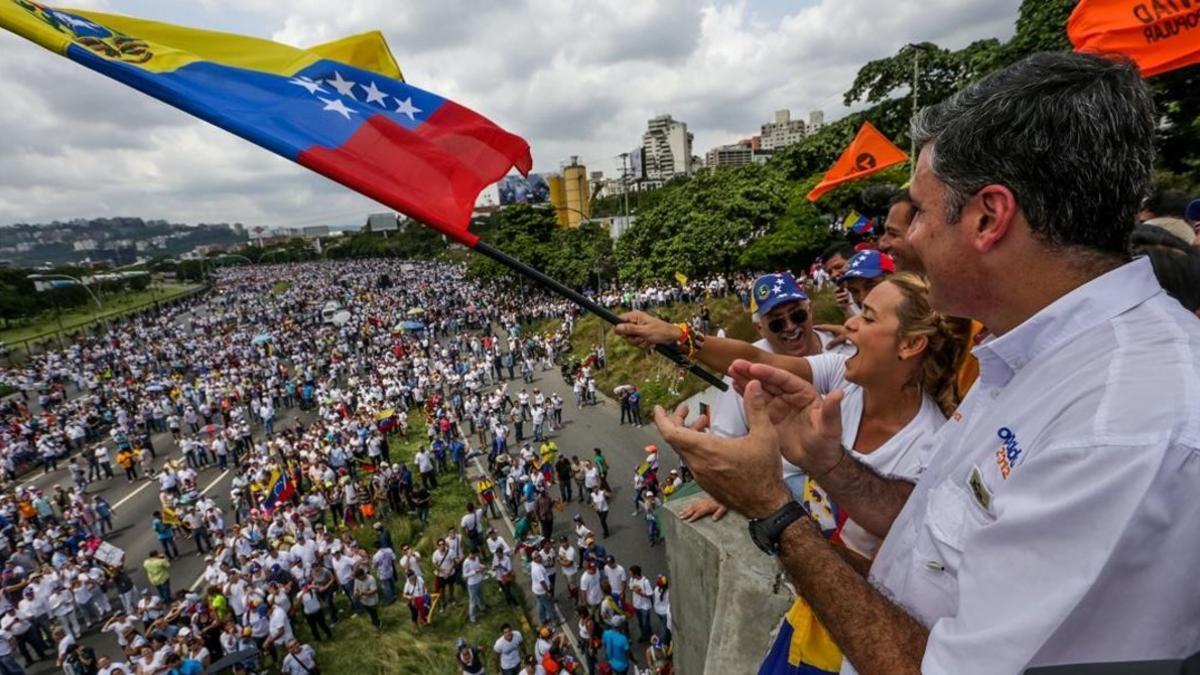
left=0, top=217, right=248, bottom=266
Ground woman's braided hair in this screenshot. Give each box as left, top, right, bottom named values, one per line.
left=886, top=272, right=972, bottom=417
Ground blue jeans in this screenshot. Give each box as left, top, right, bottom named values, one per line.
left=0, top=653, right=25, bottom=675
left=636, top=608, right=653, bottom=641
left=380, top=577, right=397, bottom=605
left=535, top=593, right=556, bottom=625
left=467, top=582, right=487, bottom=622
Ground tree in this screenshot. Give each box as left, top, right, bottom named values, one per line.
left=545, top=221, right=615, bottom=291
left=614, top=164, right=791, bottom=282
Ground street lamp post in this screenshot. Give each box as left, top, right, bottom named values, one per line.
left=27, top=273, right=103, bottom=349
left=907, top=43, right=924, bottom=174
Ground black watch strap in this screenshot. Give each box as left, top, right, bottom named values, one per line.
left=748, top=500, right=809, bottom=556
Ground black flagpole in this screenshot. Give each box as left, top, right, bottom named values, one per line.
left=473, top=240, right=728, bottom=392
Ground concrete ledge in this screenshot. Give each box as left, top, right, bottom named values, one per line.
left=663, top=492, right=795, bottom=674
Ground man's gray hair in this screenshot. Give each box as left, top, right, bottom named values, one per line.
left=910, top=52, right=1155, bottom=257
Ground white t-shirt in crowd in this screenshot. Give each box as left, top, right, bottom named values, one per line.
left=493, top=632, right=523, bottom=670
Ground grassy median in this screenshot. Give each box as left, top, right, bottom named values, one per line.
left=314, top=434, right=528, bottom=674
left=0, top=283, right=202, bottom=347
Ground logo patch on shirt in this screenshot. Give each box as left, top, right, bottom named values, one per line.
left=967, top=465, right=992, bottom=512
left=994, top=426, right=1023, bottom=480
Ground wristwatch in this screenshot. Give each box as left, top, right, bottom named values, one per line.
left=748, top=500, right=810, bottom=556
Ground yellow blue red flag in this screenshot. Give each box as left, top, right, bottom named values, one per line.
left=758, top=596, right=842, bottom=675
left=0, top=1, right=531, bottom=246
left=260, top=468, right=295, bottom=513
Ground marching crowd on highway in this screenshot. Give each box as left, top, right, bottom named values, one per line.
left=0, top=260, right=690, bottom=675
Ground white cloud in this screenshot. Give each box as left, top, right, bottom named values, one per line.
left=0, top=0, right=1019, bottom=229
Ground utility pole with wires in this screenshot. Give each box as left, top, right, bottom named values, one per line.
left=911, top=45, right=921, bottom=175
left=619, top=151, right=632, bottom=230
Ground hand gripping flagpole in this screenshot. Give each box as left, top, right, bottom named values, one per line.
left=472, top=240, right=728, bottom=392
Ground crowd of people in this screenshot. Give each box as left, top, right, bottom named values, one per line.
left=0, top=259, right=696, bottom=675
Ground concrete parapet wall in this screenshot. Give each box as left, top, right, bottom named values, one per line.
left=663, top=492, right=796, bottom=674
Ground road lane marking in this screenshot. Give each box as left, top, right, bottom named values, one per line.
left=111, top=480, right=153, bottom=510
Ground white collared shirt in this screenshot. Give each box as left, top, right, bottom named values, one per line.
left=854, top=259, right=1200, bottom=675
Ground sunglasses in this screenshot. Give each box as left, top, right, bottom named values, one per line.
left=766, top=308, right=809, bottom=334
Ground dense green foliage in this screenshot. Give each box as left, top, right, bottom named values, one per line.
left=0, top=266, right=154, bottom=325
left=466, top=205, right=616, bottom=291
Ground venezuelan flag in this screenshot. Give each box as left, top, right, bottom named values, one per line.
left=840, top=211, right=870, bottom=234
left=260, top=468, right=295, bottom=513
left=0, top=1, right=531, bottom=244
left=758, top=596, right=842, bottom=675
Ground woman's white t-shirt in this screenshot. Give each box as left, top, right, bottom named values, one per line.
left=805, top=352, right=946, bottom=559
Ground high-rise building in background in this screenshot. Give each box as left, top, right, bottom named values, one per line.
left=808, top=110, right=825, bottom=135
left=641, top=115, right=693, bottom=187
left=705, top=142, right=754, bottom=168
left=548, top=156, right=590, bottom=227
left=760, top=109, right=807, bottom=151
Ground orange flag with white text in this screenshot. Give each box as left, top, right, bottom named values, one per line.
left=1068, top=0, right=1200, bottom=77
left=806, top=122, right=908, bottom=203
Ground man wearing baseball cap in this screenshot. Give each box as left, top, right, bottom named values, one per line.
left=619, top=271, right=841, bottom=521
left=839, top=249, right=896, bottom=309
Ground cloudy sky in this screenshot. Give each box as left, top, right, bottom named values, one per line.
left=0, top=0, right=1020, bottom=229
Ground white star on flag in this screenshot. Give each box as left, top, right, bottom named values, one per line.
left=53, top=11, right=99, bottom=31
left=360, top=81, right=388, bottom=106
left=318, top=97, right=356, bottom=120
left=326, top=71, right=357, bottom=99
left=288, top=76, right=327, bottom=95
left=394, top=97, right=422, bottom=120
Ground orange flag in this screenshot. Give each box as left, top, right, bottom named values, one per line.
left=807, top=122, right=908, bottom=203
left=1068, top=0, right=1200, bottom=77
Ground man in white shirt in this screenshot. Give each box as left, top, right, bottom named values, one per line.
left=529, top=557, right=555, bottom=626
left=462, top=551, right=488, bottom=624
left=684, top=271, right=842, bottom=522
left=371, top=546, right=397, bottom=605
left=265, top=600, right=294, bottom=662
left=602, top=556, right=627, bottom=600
left=628, top=565, right=654, bottom=644
left=492, top=624, right=523, bottom=675
left=578, top=560, right=603, bottom=614
left=650, top=52, right=1200, bottom=674
left=555, top=536, right=580, bottom=605
left=280, top=639, right=318, bottom=675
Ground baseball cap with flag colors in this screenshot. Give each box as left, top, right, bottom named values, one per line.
left=749, top=273, right=808, bottom=316
left=842, top=250, right=896, bottom=280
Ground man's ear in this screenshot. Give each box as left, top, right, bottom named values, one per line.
left=968, top=184, right=1019, bottom=253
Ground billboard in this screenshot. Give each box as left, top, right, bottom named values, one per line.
left=497, top=173, right=550, bottom=205
left=367, top=213, right=398, bottom=232
left=628, top=146, right=644, bottom=180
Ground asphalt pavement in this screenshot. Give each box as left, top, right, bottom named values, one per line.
left=512, top=365, right=674, bottom=602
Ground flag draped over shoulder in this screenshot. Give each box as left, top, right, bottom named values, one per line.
left=807, top=122, right=907, bottom=203
left=0, top=1, right=532, bottom=246
left=1068, top=0, right=1200, bottom=77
